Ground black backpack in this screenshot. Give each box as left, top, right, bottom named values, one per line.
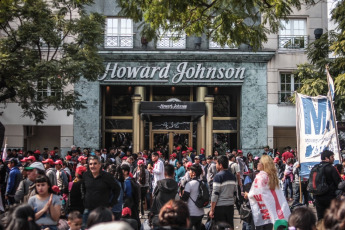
left=307, top=163, right=329, bottom=196
left=190, top=180, right=210, bottom=208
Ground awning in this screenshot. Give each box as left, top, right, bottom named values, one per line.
left=140, top=101, right=205, bottom=122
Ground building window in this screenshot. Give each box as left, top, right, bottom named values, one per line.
left=279, top=73, right=301, bottom=103
left=105, top=18, right=133, bottom=48
left=278, top=19, right=308, bottom=49
left=156, top=30, right=186, bottom=49
left=37, top=80, right=62, bottom=101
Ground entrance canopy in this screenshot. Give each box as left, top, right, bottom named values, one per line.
left=140, top=101, right=205, bottom=122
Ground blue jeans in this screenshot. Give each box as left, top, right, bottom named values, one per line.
left=284, top=177, right=293, bottom=199
left=82, top=209, right=90, bottom=228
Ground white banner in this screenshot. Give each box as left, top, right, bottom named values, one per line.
left=296, top=93, right=340, bottom=177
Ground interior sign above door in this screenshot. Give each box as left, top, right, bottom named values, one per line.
left=98, top=62, right=246, bottom=85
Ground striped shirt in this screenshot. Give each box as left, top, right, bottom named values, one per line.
left=211, top=170, right=236, bottom=206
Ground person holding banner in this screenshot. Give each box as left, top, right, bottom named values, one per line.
left=246, top=155, right=290, bottom=230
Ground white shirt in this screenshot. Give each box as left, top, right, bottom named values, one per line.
left=152, top=160, right=165, bottom=190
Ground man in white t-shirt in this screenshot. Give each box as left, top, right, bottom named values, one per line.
left=149, top=152, right=165, bottom=192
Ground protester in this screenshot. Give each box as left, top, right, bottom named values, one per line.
left=133, top=159, right=149, bottom=218
left=5, top=158, right=22, bottom=206
left=181, top=164, right=204, bottom=229
left=68, top=166, right=86, bottom=214
left=247, top=155, right=290, bottom=230
left=313, top=150, right=341, bottom=220
left=288, top=207, right=316, bottom=230
left=28, top=175, right=62, bottom=230
left=81, top=156, right=120, bottom=225
left=209, top=155, right=237, bottom=228
left=86, top=206, right=114, bottom=229
left=67, top=211, right=83, bottom=230
left=158, top=200, right=191, bottom=230
left=120, top=207, right=138, bottom=230
left=5, top=204, right=40, bottom=230
left=148, top=152, right=165, bottom=192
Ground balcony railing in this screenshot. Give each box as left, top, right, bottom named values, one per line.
left=157, top=35, right=186, bottom=49
left=105, top=35, right=133, bottom=48
left=278, top=35, right=308, bottom=49
left=278, top=91, right=294, bottom=104
left=209, top=41, right=237, bottom=49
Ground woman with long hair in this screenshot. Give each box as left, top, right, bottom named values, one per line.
left=246, top=155, right=290, bottom=230
left=5, top=204, right=40, bottom=230
left=28, top=175, right=62, bottom=230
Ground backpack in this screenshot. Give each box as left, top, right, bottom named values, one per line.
left=190, top=180, right=210, bottom=208
left=130, top=178, right=141, bottom=205
left=307, top=163, right=329, bottom=196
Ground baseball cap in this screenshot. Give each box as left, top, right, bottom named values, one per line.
left=34, top=150, right=41, bottom=154
left=194, top=156, right=200, bottom=160
left=76, top=166, right=87, bottom=175
left=20, top=157, right=28, bottom=162
left=65, top=155, right=72, bottom=161
left=78, top=156, right=87, bottom=162
left=122, top=156, right=128, bottom=160
left=171, top=153, right=177, bottom=158
left=122, top=207, right=132, bottom=216
left=27, top=156, right=36, bottom=162
left=137, top=159, right=144, bottom=166
left=274, top=157, right=280, bottom=163
left=54, top=160, right=63, bottom=165
left=188, top=147, right=193, bottom=151
left=176, top=146, right=181, bottom=151
left=42, top=158, right=55, bottom=165
left=274, top=219, right=288, bottom=230
left=182, top=151, right=187, bottom=154
left=200, top=148, right=205, bottom=154
left=25, top=162, right=45, bottom=171
left=238, top=150, right=243, bottom=154
left=186, top=162, right=193, bottom=168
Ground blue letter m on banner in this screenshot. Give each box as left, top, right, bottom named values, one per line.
left=302, top=97, right=327, bottom=135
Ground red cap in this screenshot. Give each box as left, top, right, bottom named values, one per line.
left=122, top=156, right=128, bottom=160
left=200, top=148, right=205, bottom=154
left=274, top=157, right=280, bottom=163
left=42, top=158, right=55, bottom=165
left=176, top=146, right=181, bottom=151
left=137, top=159, right=144, bottom=166
left=188, top=147, right=193, bottom=151
left=182, top=151, right=187, bottom=154
left=143, top=155, right=148, bottom=159
left=54, top=160, right=63, bottom=165
left=20, top=157, right=28, bottom=162
left=171, top=153, right=177, bottom=158
left=157, top=151, right=162, bottom=156
left=34, top=150, right=41, bottom=154
left=65, top=155, right=72, bottom=161
left=27, top=156, right=36, bottom=162
left=52, top=185, right=60, bottom=194
left=78, top=156, right=87, bottom=162
left=186, top=162, right=193, bottom=168
left=238, top=150, right=243, bottom=154
left=50, top=150, right=55, bottom=155
left=76, top=166, right=87, bottom=175
left=122, top=207, right=132, bottom=216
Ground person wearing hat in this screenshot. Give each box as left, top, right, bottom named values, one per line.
left=26, top=155, right=36, bottom=164
left=5, top=158, right=22, bottom=206
left=199, top=148, right=206, bottom=161
left=55, top=160, right=68, bottom=195
left=181, top=151, right=192, bottom=163
left=15, top=162, right=45, bottom=203
left=274, top=219, right=288, bottom=230
left=186, top=147, right=195, bottom=163
left=42, top=158, right=57, bottom=186
left=69, top=166, right=87, bottom=214
left=77, top=156, right=88, bottom=168
left=169, top=153, right=177, bottom=167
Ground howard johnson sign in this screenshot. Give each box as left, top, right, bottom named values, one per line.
left=98, top=62, right=246, bottom=85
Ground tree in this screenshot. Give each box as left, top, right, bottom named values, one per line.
left=0, top=0, right=105, bottom=125
left=117, top=0, right=317, bottom=50
left=294, top=0, right=345, bottom=119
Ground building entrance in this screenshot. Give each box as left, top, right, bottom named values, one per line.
left=151, top=131, right=191, bottom=155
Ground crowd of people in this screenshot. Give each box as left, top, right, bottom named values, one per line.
left=0, top=145, right=344, bottom=230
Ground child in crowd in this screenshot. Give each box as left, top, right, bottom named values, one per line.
left=68, top=211, right=82, bottom=230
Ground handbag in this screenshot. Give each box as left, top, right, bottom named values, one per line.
left=239, top=202, right=252, bottom=223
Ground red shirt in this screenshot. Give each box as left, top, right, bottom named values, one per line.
left=282, top=151, right=294, bottom=161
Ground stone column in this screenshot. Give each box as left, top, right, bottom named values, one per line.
left=132, top=94, right=142, bottom=153
left=196, top=87, right=207, bottom=155
left=134, top=86, right=146, bottom=151
left=205, top=95, right=214, bottom=157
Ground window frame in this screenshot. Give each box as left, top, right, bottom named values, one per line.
left=279, top=72, right=302, bottom=104
left=105, top=18, right=134, bottom=48
left=278, top=18, right=308, bottom=50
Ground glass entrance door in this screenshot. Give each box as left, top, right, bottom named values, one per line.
left=151, top=132, right=191, bottom=156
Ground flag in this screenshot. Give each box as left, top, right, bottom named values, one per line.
left=327, top=67, right=335, bottom=100
left=248, top=171, right=290, bottom=226
left=296, top=93, right=340, bottom=177
left=2, top=143, right=7, bottom=162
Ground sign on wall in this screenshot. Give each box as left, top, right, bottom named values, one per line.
left=296, top=93, right=340, bottom=177
left=98, top=62, right=246, bottom=85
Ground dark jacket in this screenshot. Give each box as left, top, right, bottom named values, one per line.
left=314, top=162, right=342, bottom=200
left=151, top=178, right=178, bottom=215
left=69, top=179, right=84, bottom=214
left=6, top=166, right=21, bottom=196
left=81, top=170, right=120, bottom=210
